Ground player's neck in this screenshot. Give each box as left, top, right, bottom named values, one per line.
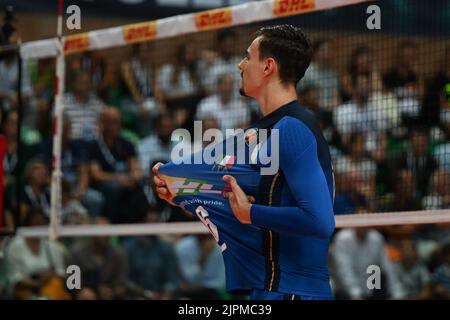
left=256, top=82, right=298, bottom=117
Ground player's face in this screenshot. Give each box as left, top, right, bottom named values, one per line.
left=238, top=37, right=266, bottom=98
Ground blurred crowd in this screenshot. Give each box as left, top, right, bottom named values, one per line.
left=1, top=12, right=450, bottom=299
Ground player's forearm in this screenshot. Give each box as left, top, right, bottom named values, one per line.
left=250, top=204, right=334, bottom=239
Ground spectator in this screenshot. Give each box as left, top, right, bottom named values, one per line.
left=199, top=116, right=220, bottom=149
left=383, top=41, right=419, bottom=92
left=381, top=169, right=422, bottom=212
left=434, top=143, right=450, bottom=173
left=204, top=29, right=242, bottom=96
left=333, top=168, right=375, bottom=215
left=383, top=41, right=422, bottom=123
left=422, top=45, right=450, bottom=127
left=36, top=118, right=104, bottom=218
left=394, top=238, right=431, bottom=299
left=89, top=107, right=143, bottom=223
left=431, top=243, right=450, bottom=299
left=97, top=59, right=127, bottom=110
left=5, top=210, right=69, bottom=300
left=175, top=235, right=226, bottom=300
left=298, top=84, right=321, bottom=115
left=335, top=132, right=377, bottom=184
left=63, top=70, right=105, bottom=141
left=297, top=39, right=340, bottom=110
left=60, top=179, right=90, bottom=225
left=422, top=169, right=450, bottom=210
left=0, top=20, right=33, bottom=112
left=333, top=73, right=389, bottom=146
left=122, top=209, right=179, bottom=299
left=332, top=227, right=405, bottom=299
left=121, top=42, right=165, bottom=137
left=74, top=287, right=98, bottom=300
left=195, top=73, right=250, bottom=132
left=138, top=113, right=175, bottom=174
left=157, top=42, right=205, bottom=131
left=396, top=126, right=438, bottom=197
left=19, top=158, right=50, bottom=225
left=69, top=50, right=106, bottom=90
left=1, top=110, right=28, bottom=230
left=69, top=226, right=129, bottom=300
left=299, top=85, right=344, bottom=160
left=441, top=94, right=450, bottom=138
left=341, top=46, right=382, bottom=103
left=370, top=132, right=396, bottom=196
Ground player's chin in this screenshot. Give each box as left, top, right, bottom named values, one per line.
left=239, top=87, right=250, bottom=98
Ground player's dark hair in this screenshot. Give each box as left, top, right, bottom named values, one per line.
left=255, top=24, right=312, bottom=86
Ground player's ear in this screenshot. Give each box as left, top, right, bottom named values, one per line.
left=264, top=58, right=276, bottom=75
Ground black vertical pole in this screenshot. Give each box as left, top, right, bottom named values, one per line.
left=15, top=45, right=22, bottom=230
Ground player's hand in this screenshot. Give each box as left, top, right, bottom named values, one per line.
left=223, top=175, right=255, bottom=224
left=152, top=162, right=176, bottom=206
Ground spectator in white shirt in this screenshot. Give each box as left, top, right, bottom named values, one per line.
left=196, top=73, right=250, bottom=133
left=394, top=238, right=431, bottom=299
left=204, top=30, right=242, bottom=97
left=158, top=42, right=205, bottom=102
left=333, top=73, right=389, bottom=147
left=422, top=169, right=450, bottom=210
left=175, top=235, right=226, bottom=300
left=297, top=39, right=340, bottom=110
left=63, top=71, right=105, bottom=141
left=6, top=210, right=68, bottom=299
left=334, top=132, right=377, bottom=184
left=138, top=113, right=176, bottom=174
left=0, top=23, right=33, bottom=112
left=157, top=42, right=205, bottom=131
left=331, top=228, right=405, bottom=300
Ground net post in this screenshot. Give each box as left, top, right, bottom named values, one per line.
left=49, top=0, right=65, bottom=240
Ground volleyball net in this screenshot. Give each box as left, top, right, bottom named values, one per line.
left=4, top=0, right=450, bottom=239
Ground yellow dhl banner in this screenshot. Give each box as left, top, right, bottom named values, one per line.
left=123, top=21, right=157, bottom=44
left=273, top=0, right=316, bottom=17
left=64, top=33, right=89, bottom=54
left=195, top=8, right=232, bottom=31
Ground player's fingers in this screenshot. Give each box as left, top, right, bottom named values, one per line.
left=157, top=187, right=169, bottom=195
left=153, top=175, right=166, bottom=187
left=223, top=175, right=243, bottom=194
left=151, top=162, right=163, bottom=174
left=226, top=191, right=237, bottom=204
left=247, top=196, right=256, bottom=203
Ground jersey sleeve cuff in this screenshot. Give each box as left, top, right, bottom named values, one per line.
left=250, top=204, right=272, bottom=228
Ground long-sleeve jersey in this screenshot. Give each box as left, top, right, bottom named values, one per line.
left=158, top=100, right=335, bottom=297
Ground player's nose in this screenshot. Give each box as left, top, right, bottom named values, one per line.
left=238, top=59, right=244, bottom=71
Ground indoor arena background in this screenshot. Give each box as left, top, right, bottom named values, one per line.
left=0, top=0, right=450, bottom=300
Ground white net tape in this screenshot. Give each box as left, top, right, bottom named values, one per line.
left=17, top=210, right=450, bottom=238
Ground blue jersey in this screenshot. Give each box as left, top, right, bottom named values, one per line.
left=158, top=100, right=335, bottom=298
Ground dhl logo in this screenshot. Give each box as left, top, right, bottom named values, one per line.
left=64, top=33, right=89, bottom=54
left=123, top=22, right=157, bottom=44
left=195, top=8, right=232, bottom=31
left=273, top=0, right=316, bottom=17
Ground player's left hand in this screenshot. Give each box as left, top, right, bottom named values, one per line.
left=223, top=175, right=255, bottom=224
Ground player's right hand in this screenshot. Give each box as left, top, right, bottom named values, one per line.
left=152, top=162, right=176, bottom=206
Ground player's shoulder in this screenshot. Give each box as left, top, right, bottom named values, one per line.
left=274, top=115, right=316, bottom=140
